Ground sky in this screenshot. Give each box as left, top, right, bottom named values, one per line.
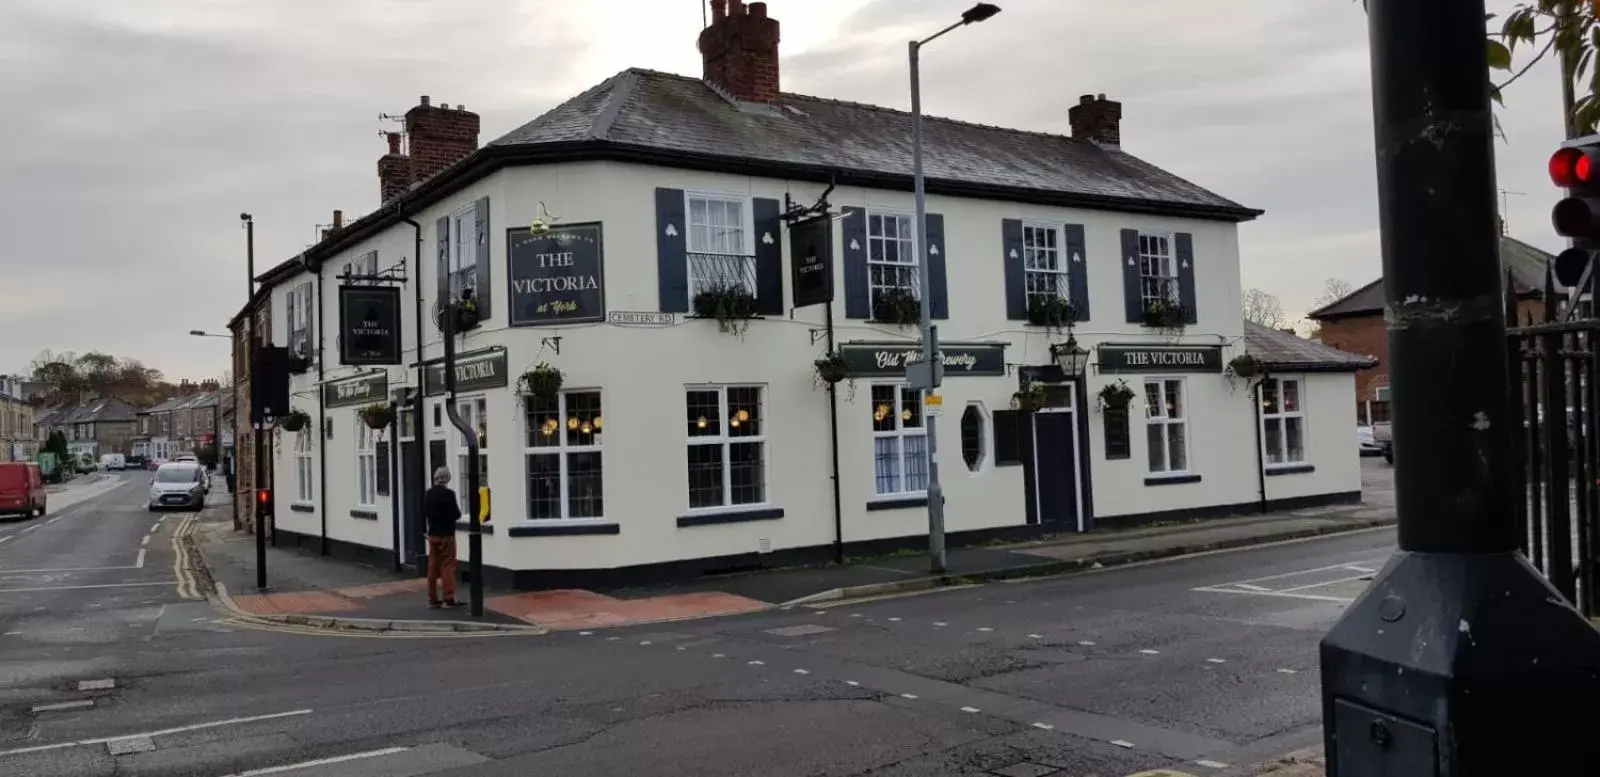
left=0, top=0, right=1572, bottom=380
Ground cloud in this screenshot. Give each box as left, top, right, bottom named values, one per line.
left=0, top=0, right=1573, bottom=379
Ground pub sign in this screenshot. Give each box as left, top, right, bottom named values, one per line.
left=507, top=223, right=606, bottom=326
left=789, top=216, right=834, bottom=308
left=338, top=286, right=402, bottom=365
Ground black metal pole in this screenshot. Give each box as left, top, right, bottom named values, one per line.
left=1252, top=378, right=1267, bottom=514
left=404, top=217, right=426, bottom=572
left=824, top=302, right=845, bottom=564
left=315, top=274, right=328, bottom=557
left=438, top=304, right=483, bottom=617
left=1319, top=1, right=1600, bottom=773
left=389, top=400, right=402, bottom=573
left=246, top=215, right=267, bottom=591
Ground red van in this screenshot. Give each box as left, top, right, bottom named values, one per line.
left=0, top=462, right=46, bottom=519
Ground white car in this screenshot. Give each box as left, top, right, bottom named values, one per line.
left=148, top=462, right=207, bottom=512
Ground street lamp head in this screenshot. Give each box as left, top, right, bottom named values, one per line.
left=1050, top=334, right=1091, bottom=378
left=189, top=330, right=206, bottom=337
left=961, top=3, right=1001, bottom=24
left=239, top=213, right=252, bottom=222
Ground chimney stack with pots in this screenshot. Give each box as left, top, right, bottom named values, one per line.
left=376, top=96, right=481, bottom=204
left=332, top=210, right=344, bottom=230
left=698, top=0, right=782, bottom=103
left=1069, top=93, right=1122, bottom=148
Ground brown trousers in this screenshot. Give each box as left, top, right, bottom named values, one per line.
left=426, top=535, right=458, bottom=604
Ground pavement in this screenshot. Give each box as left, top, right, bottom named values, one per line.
left=190, top=460, right=1398, bottom=634
left=0, top=465, right=1401, bottom=775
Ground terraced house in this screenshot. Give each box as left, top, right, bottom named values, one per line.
left=238, top=1, right=1376, bottom=588
left=0, top=376, right=37, bottom=462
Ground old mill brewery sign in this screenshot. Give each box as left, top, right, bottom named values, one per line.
left=507, top=223, right=605, bottom=326
left=837, top=342, right=1007, bottom=377
left=323, top=372, right=389, bottom=409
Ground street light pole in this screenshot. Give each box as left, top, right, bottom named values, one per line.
left=1318, top=1, right=1600, bottom=773
left=242, top=213, right=267, bottom=592
left=909, top=3, right=999, bottom=575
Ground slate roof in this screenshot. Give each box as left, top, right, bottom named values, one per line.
left=1308, top=235, right=1556, bottom=320
left=1243, top=321, right=1378, bottom=373
left=58, top=398, right=137, bottom=424
left=490, top=68, right=1257, bottom=220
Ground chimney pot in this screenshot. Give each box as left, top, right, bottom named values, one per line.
left=385, top=131, right=401, bottom=153
left=440, top=103, right=449, bottom=110
left=332, top=209, right=344, bottom=230
left=698, top=0, right=782, bottom=102
left=749, top=1, right=766, bottom=18
left=419, top=95, right=430, bottom=107
left=710, top=0, right=727, bottom=19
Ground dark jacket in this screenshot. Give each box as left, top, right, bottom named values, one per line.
left=424, top=485, right=461, bottom=537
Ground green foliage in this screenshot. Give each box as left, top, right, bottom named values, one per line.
left=43, top=430, right=68, bottom=458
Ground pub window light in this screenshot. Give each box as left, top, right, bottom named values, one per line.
left=593, top=416, right=604, bottom=430
left=736, top=409, right=750, bottom=422
left=730, top=416, right=741, bottom=429
left=567, top=417, right=579, bottom=430
left=697, top=416, right=708, bottom=429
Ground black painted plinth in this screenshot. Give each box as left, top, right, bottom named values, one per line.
left=1321, top=551, right=1600, bottom=775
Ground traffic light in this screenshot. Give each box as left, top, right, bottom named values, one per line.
left=249, top=344, right=291, bottom=423
left=1549, top=137, right=1600, bottom=287
left=256, top=488, right=271, bottom=510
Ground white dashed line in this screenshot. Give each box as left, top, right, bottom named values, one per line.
left=960, top=706, right=980, bottom=713
left=933, top=622, right=948, bottom=627
left=148, top=523, right=160, bottom=534
left=888, top=617, right=901, bottom=622
left=21, top=526, right=39, bottom=534
left=1139, top=649, right=1160, bottom=655
left=747, top=660, right=764, bottom=666
left=638, top=641, right=652, bottom=646
left=900, top=693, right=918, bottom=700
left=1206, top=658, right=1226, bottom=664
left=1027, top=634, right=1043, bottom=639
left=78, top=679, right=115, bottom=691
left=1110, top=739, right=1135, bottom=749
left=711, top=653, right=725, bottom=658
left=134, top=549, right=146, bottom=568
left=578, top=631, right=593, bottom=636
left=793, top=669, right=809, bottom=675
left=1278, top=668, right=1298, bottom=674
left=1031, top=722, right=1055, bottom=731
left=1077, top=640, right=1096, bottom=646
left=845, top=681, right=860, bottom=687
left=31, top=700, right=94, bottom=713
left=976, top=627, right=994, bottom=632
left=606, top=636, right=619, bottom=641
left=140, top=535, right=150, bottom=547
left=1196, top=759, right=1230, bottom=769
left=3, top=631, right=20, bottom=636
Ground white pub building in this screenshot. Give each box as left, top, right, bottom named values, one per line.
left=245, top=1, right=1375, bottom=588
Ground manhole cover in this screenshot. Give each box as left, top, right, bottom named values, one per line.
left=990, top=763, right=1059, bottom=777
left=106, top=736, right=155, bottom=756
left=765, top=624, right=836, bottom=637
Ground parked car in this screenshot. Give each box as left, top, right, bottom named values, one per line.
left=0, top=462, right=46, bottom=519
left=147, top=462, right=207, bottom=512
left=99, top=453, right=126, bottom=471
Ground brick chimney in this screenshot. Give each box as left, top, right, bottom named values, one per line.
left=1069, top=93, right=1122, bottom=148
left=698, top=0, right=782, bottom=103
left=405, top=95, right=480, bottom=185
left=378, top=131, right=409, bottom=203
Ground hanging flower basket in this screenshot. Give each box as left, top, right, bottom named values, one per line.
left=1097, top=379, right=1136, bottom=410
left=277, top=409, right=310, bottom=432
left=814, top=351, right=849, bottom=385
left=1227, top=353, right=1263, bottom=380
left=1143, top=298, right=1188, bottom=332
left=872, top=287, right=921, bottom=327
left=1011, top=382, right=1049, bottom=413
left=1027, top=297, right=1079, bottom=332
left=692, top=284, right=759, bottom=336
left=358, top=403, right=394, bottom=431
left=518, top=362, right=564, bottom=399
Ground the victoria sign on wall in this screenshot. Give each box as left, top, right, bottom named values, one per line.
left=507, top=223, right=605, bottom=326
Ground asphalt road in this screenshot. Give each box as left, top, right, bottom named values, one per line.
left=0, top=475, right=1396, bottom=777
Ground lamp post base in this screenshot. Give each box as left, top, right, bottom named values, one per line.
left=1320, top=551, right=1600, bottom=775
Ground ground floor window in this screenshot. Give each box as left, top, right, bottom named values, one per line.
left=959, top=402, right=986, bottom=472
left=1260, top=377, right=1306, bottom=466
left=872, top=384, right=928, bottom=495
left=685, top=385, right=766, bottom=510
left=524, top=390, right=604, bottom=520
left=355, top=420, right=376, bottom=507
left=295, top=429, right=314, bottom=503
left=1144, top=378, right=1189, bottom=474
left=454, top=396, right=488, bottom=514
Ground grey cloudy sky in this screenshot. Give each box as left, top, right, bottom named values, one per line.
left=0, top=0, right=1568, bottom=380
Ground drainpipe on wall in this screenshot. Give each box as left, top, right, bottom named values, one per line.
left=404, top=216, right=426, bottom=572
left=316, top=269, right=329, bottom=555
left=389, top=399, right=402, bottom=573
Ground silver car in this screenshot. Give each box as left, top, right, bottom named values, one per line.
left=148, top=462, right=207, bottom=512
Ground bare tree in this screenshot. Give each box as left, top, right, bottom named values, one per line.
left=1313, top=278, right=1356, bottom=309
left=1242, top=288, right=1287, bottom=329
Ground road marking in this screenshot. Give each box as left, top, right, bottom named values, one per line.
left=900, top=693, right=918, bottom=699
left=1196, top=760, right=1230, bottom=769
left=1276, top=574, right=1375, bottom=593
left=79, top=679, right=115, bottom=690
left=0, top=709, right=313, bottom=758
left=0, top=537, right=12, bottom=546
left=1031, top=722, right=1054, bottom=730
left=1234, top=584, right=1271, bottom=592
left=711, top=653, right=725, bottom=658
left=1027, top=633, right=1043, bottom=639
left=747, top=660, right=765, bottom=666
left=638, top=640, right=652, bottom=646
left=135, top=549, right=146, bottom=568
left=1206, top=658, right=1226, bottom=664
left=148, top=523, right=160, bottom=533
left=0, top=564, right=141, bottom=574
left=960, top=706, right=980, bottom=713
left=21, top=526, right=38, bottom=534
left=141, top=535, right=150, bottom=547
left=1111, top=739, right=1135, bottom=748
left=976, top=627, right=994, bottom=632
left=106, top=736, right=155, bottom=755
left=1278, top=668, right=1299, bottom=674
left=1190, top=586, right=1356, bottom=603
left=1139, top=649, right=1160, bottom=655
left=1077, top=640, right=1096, bottom=646
left=220, top=746, right=411, bottom=776
left=31, top=700, right=94, bottom=713
left=845, top=681, right=860, bottom=687
left=0, top=582, right=173, bottom=594
left=46, top=517, right=61, bottom=525
left=1344, top=565, right=1377, bottom=574
left=578, top=631, right=593, bottom=636
left=1208, top=557, right=1391, bottom=587
left=793, top=669, right=809, bottom=675
left=933, top=622, right=948, bottom=627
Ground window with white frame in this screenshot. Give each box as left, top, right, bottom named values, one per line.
left=347, top=250, right=379, bottom=279
left=295, top=428, right=314, bottom=503
left=453, top=396, right=488, bottom=514
left=1144, top=378, right=1189, bottom=474
left=871, top=384, right=929, bottom=495
left=1022, top=223, right=1068, bottom=310
left=1260, top=378, right=1307, bottom=466
left=355, top=420, right=378, bottom=507
left=867, top=212, right=919, bottom=314
left=685, top=192, right=756, bottom=300
left=1138, top=233, right=1179, bottom=308
left=449, top=207, right=478, bottom=303
left=288, top=282, right=312, bottom=358
left=685, top=386, right=766, bottom=510
left=524, top=391, right=603, bottom=520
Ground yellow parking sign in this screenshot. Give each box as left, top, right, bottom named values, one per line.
left=479, top=486, right=491, bottom=523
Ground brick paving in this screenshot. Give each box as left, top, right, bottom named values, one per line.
left=485, top=589, right=768, bottom=630
left=229, top=590, right=363, bottom=616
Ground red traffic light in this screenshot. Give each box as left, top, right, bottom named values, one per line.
left=1551, top=146, right=1600, bottom=188
left=256, top=489, right=270, bottom=505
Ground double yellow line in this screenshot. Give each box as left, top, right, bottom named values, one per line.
left=170, top=515, right=201, bottom=600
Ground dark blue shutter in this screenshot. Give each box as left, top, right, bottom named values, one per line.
left=655, top=188, right=688, bottom=313
left=842, top=208, right=869, bottom=319
left=1002, top=219, right=1026, bottom=320
left=302, top=281, right=315, bottom=360
left=435, top=216, right=450, bottom=329
left=1064, top=223, right=1089, bottom=321
left=473, top=197, right=492, bottom=321
left=753, top=197, right=784, bottom=315
left=926, top=213, right=948, bottom=319
left=1176, top=232, right=1197, bottom=324
left=1120, top=228, right=1142, bottom=323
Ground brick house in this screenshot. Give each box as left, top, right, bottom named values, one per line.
left=228, top=290, right=273, bottom=530
left=0, top=376, right=36, bottom=462
left=1308, top=234, right=1555, bottom=426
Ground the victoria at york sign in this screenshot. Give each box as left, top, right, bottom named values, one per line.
left=1097, top=344, right=1224, bottom=374
left=323, top=372, right=389, bottom=409
left=337, top=286, right=402, bottom=365
left=838, top=342, right=1007, bottom=377
left=423, top=348, right=509, bottom=396
left=507, top=223, right=605, bottom=326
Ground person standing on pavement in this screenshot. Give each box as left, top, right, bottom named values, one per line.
left=424, top=466, right=464, bottom=608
